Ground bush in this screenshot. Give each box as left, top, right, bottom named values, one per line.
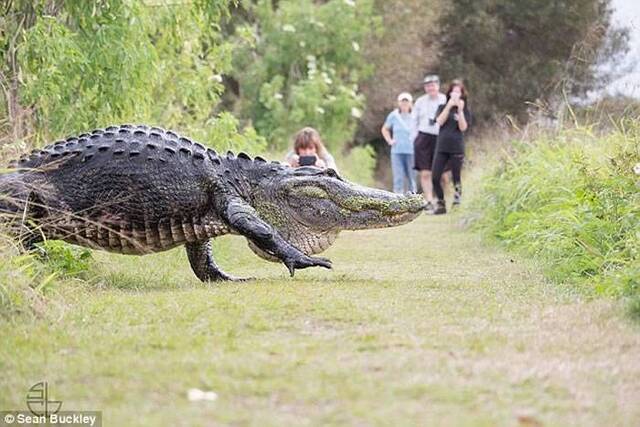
left=339, top=145, right=377, bottom=188
left=473, top=124, right=640, bottom=305
left=38, top=241, right=92, bottom=280
left=232, top=0, right=380, bottom=151
left=3, top=0, right=263, bottom=153
left=0, top=217, right=92, bottom=318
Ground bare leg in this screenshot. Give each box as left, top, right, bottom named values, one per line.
left=420, top=170, right=433, bottom=202
left=442, top=171, right=450, bottom=198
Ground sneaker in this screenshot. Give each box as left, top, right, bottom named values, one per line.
left=424, top=201, right=434, bottom=213
left=452, top=191, right=461, bottom=206
left=433, top=200, right=447, bottom=215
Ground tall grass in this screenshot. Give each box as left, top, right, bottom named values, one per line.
left=473, top=123, right=640, bottom=316
left=0, top=226, right=93, bottom=319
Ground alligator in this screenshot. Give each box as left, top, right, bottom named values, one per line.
left=0, top=124, right=425, bottom=281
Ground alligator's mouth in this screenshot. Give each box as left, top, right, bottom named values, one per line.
left=360, top=209, right=423, bottom=229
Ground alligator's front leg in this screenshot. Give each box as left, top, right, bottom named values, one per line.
left=185, top=240, right=249, bottom=282
left=225, top=198, right=332, bottom=276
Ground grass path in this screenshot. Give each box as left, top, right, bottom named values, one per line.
left=1, top=213, right=639, bottom=426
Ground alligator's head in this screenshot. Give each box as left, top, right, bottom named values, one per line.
left=249, top=166, right=425, bottom=261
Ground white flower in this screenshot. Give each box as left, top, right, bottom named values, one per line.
left=274, top=93, right=283, bottom=100
left=306, top=54, right=316, bottom=62
left=211, top=74, right=223, bottom=83
left=344, top=0, right=356, bottom=6
left=282, top=24, right=296, bottom=33
left=187, top=389, right=218, bottom=402
left=299, top=41, right=306, bottom=47
left=351, top=107, right=362, bottom=118
left=634, top=162, right=640, bottom=175
left=316, top=106, right=325, bottom=114
left=352, top=41, right=360, bottom=52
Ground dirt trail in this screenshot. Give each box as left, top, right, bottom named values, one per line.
left=1, top=213, right=639, bottom=426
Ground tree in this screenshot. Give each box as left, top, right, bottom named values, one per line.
left=438, top=0, right=629, bottom=123
left=230, top=0, right=380, bottom=151
left=0, top=0, right=264, bottom=152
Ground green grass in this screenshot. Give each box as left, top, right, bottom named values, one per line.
left=472, top=124, right=640, bottom=311
left=1, top=210, right=640, bottom=426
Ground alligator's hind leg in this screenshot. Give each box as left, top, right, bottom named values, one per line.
left=185, top=240, right=251, bottom=282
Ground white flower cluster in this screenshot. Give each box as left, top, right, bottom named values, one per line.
left=307, top=54, right=317, bottom=76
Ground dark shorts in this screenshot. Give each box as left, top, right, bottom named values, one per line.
left=414, top=132, right=451, bottom=172
left=413, top=132, right=437, bottom=171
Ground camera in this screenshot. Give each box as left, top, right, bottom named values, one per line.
left=299, top=155, right=317, bottom=166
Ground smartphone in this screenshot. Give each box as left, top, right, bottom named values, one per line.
left=450, top=92, right=460, bottom=101
left=299, top=155, right=317, bottom=166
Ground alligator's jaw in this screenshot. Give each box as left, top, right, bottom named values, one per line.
left=336, top=187, right=425, bottom=230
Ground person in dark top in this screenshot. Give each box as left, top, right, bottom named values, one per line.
left=431, top=79, right=471, bottom=215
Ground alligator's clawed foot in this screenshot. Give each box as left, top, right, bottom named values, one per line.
left=285, top=254, right=333, bottom=277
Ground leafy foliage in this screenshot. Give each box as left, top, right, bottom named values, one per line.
left=473, top=123, right=640, bottom=310
left=39, top=241, right=92, bottom=279
left=438, top=0, right=629, bottom=123
left=232, top=0, right=380, bottom=150
left=2, top=0, right=265, bottom=153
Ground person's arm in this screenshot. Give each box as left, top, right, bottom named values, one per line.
left=285, top=151, right=299, bottom=167
left=411, top=100, right=421, bottom=134
left=322, top=152, right=339, bottom=173
left=381, top=124, right=395, bottom=146
left=436, top=101, right=453, bottom=126
left=457, top=100, right=468, bottom=132
left=315, top=157, right=327, bottom=168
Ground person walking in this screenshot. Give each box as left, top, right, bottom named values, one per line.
left=431, top=79, right=472, bottom=215
left=381, top=92, right=416, bottom=193
left=412, top=74, right=447, bottom=211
